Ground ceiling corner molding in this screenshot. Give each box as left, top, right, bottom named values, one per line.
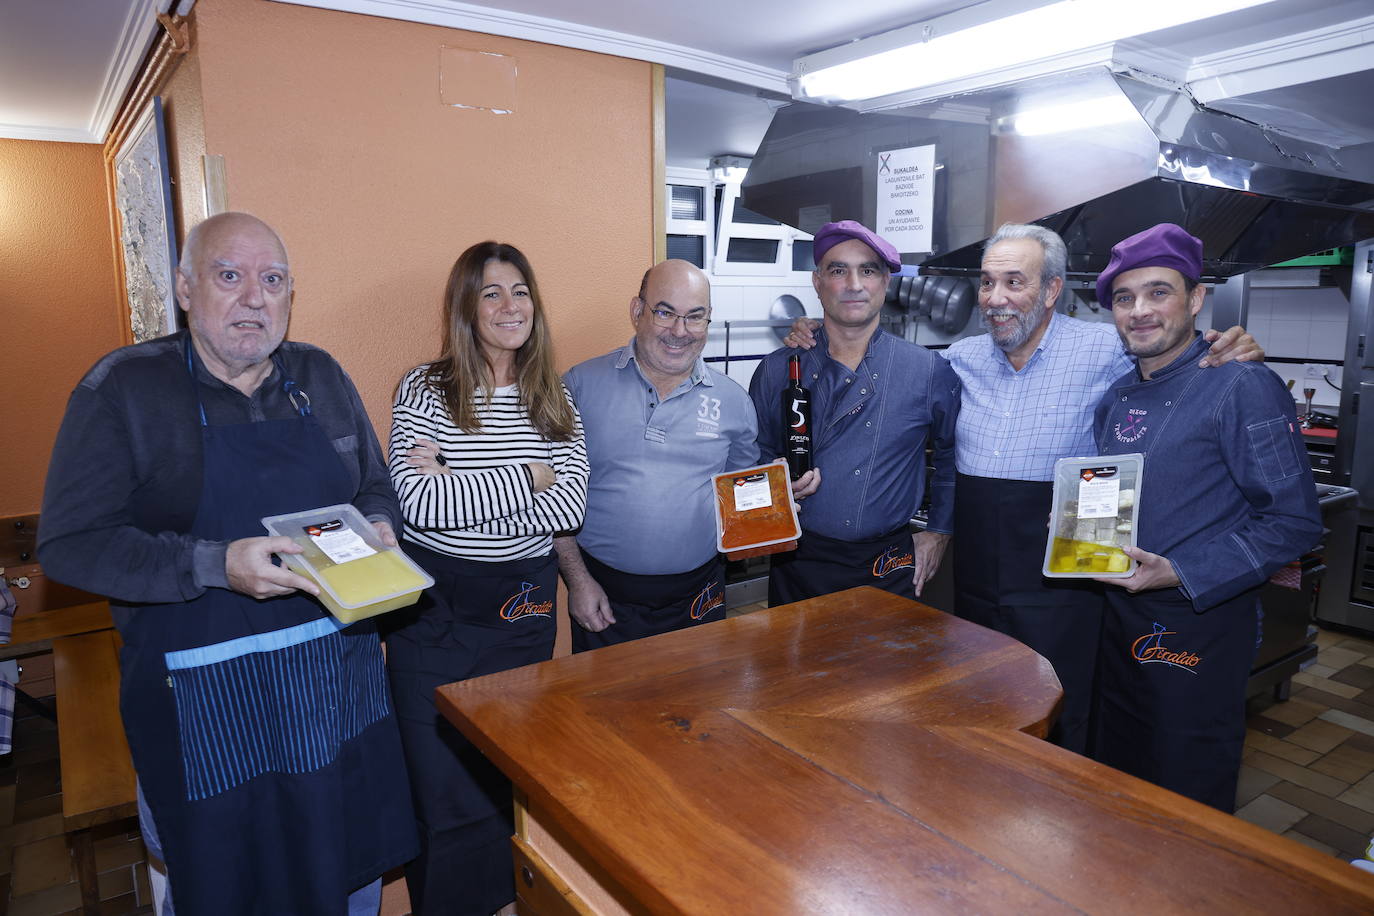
left=88, top=0, right=171, bottom=142
left=0, top=123, right=102, bottom=144
left=1185, top=14, right=1374, bottom=103
left=268, top=0, right=790, bottom=93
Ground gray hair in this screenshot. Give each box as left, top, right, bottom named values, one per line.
left=984, top=223, right=1067, bottom=290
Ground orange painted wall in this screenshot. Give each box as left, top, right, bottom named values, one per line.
left=0, top=139, right=123, bottom=516
left=191, top=0, right=654, bottom=435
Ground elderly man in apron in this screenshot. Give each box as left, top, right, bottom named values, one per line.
left=39, top=212, right=417, bottom=914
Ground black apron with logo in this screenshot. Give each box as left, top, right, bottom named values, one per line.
left=1095, top=587, right=1259, bottom=811
left=119, top=342, right=417, bottom=915
left=571, top=549, right=725, bottom=653
left=952, top=473, right=1103, bottom=754
left=767, top=526, right=914, bottom=607
left=384, top=543, right=558, bottom=916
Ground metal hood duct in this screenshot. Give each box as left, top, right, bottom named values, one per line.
left=740, top=67, right=1374, bottom=287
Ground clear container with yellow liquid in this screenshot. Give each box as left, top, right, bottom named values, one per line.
left=262, top=504, right=434, bottom=623
left=1042, top=454, right=1144, bottom=578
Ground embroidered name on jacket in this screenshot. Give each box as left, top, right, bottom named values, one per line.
left=1114, top=408, right=1149, bottom=444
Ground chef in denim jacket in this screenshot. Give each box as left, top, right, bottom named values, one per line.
left=1091, top=223, right=1321, bottom=811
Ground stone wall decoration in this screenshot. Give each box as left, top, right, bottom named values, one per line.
left=113, top=96, right=180, bottom=343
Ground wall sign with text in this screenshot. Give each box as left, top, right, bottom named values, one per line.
left=875, top=145, right=935, bottom=255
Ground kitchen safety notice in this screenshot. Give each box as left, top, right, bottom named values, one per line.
left=875, top=144, right=935, bottom=254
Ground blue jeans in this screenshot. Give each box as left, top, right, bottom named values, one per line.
left=138, top=783, right=383, bottom=915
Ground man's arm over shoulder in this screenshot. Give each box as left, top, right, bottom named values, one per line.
left=1170, top=366, right=1321, bottom=610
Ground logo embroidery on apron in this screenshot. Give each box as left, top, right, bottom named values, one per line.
left=871, top=544, right=914, bottom=578
left=498, top=582, right=553, bottom=621
left=1130, top=622, right=1202, bottom=674
left=689, top=581, right=724, bottom=620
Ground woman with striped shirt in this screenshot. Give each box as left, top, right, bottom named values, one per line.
left=384, top=241, right=588, bottom=916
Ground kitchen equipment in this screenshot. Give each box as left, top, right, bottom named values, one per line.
left=742, top=68, right=1374, bottom=284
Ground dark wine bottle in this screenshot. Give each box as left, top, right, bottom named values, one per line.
left=782, top=354, right=813, bottom=480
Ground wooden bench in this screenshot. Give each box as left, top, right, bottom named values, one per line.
left=9, top=599, right=114, bottom=649
left=52, top=627, right=137, bottom=914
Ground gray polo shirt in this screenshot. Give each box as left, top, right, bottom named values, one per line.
left=563, top=340, right=759, bottom=575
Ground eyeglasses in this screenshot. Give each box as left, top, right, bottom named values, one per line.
left=646, top=305, right=711, bottom=331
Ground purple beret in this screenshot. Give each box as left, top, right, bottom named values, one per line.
left=1096, top=223, right=1203, bottom=307
left=812, top=220, right=901, bottom=272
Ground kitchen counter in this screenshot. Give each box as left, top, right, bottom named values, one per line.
left=439, top=586, right=1374, bottom=914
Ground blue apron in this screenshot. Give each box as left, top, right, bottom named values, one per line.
left=385, top=544, right=559, bottom=915
left=118, top=341, right=417, bottom=915
left=570, top=549, right=725, bottom=653
left=952, top=473, right=1104, bottom=755
left=767, top=526, right=914, bottom=607
left=1094, top=587, right=1259, bottom=811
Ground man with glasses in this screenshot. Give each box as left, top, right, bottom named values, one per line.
left=555, top=259, right=759, bottom=651
left=751, top=220, right=960, bottom=605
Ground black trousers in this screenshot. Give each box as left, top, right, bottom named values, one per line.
left=953, top=474, right=1104, bottom=755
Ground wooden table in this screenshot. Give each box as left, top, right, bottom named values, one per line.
left=438, top=587, right=1374, bottom=914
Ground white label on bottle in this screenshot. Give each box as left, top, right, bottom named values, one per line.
left=733, top=473, right=772, bottom=512
left=1077, top=473, right=1121, bottom=519
left=303, top=519, right=377, bottom=564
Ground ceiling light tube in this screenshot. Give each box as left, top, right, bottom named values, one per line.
left=792, top=0, right=1278, bottom=106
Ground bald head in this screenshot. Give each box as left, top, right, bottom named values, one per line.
left=180, top=212, right=289, bottom=284
left=638, top=259, right=711, bottom=308
left=630, top=259, right=712, bottom=391
left=176, top=211, right=293, bottom=391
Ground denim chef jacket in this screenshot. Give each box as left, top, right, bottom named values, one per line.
left=749, top=326, right=960, bottom=540
left=1094, top=333, right=1321, bottom=611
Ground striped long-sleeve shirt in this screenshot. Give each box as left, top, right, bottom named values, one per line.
left=389, top=366, right=589, bottom=562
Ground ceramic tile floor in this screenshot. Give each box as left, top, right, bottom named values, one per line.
left=5, top=620, right=1372, bottom=915
left=1238, top=626, right=1374, bottom=861
left=0, top=703, right=153, bottom=916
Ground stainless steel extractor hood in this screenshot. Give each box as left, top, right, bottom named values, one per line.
left=740, top=67, right=1374, bottom=286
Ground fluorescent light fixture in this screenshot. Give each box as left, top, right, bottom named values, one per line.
left=1000, top=93, right=1139, bottom=136
left=710, top=155, right=751, bottom=184
left=793, top=0, right=1277, bottom=105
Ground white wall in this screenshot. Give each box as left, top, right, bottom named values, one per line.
left=704, top=275, right=819, bottom=389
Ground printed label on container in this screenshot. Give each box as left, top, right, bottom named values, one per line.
left=1077, top=467, right=1121, bottom=519
left=732, top=473, right=773, bottom=512
left=304, top=519, right=377, bottom=564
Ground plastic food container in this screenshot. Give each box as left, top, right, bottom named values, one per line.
left=713, top=461, right=801, bottom=559
left=1043, top=454, right=1144, bottom=578
left=262, top=503, right=433, bottom=623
